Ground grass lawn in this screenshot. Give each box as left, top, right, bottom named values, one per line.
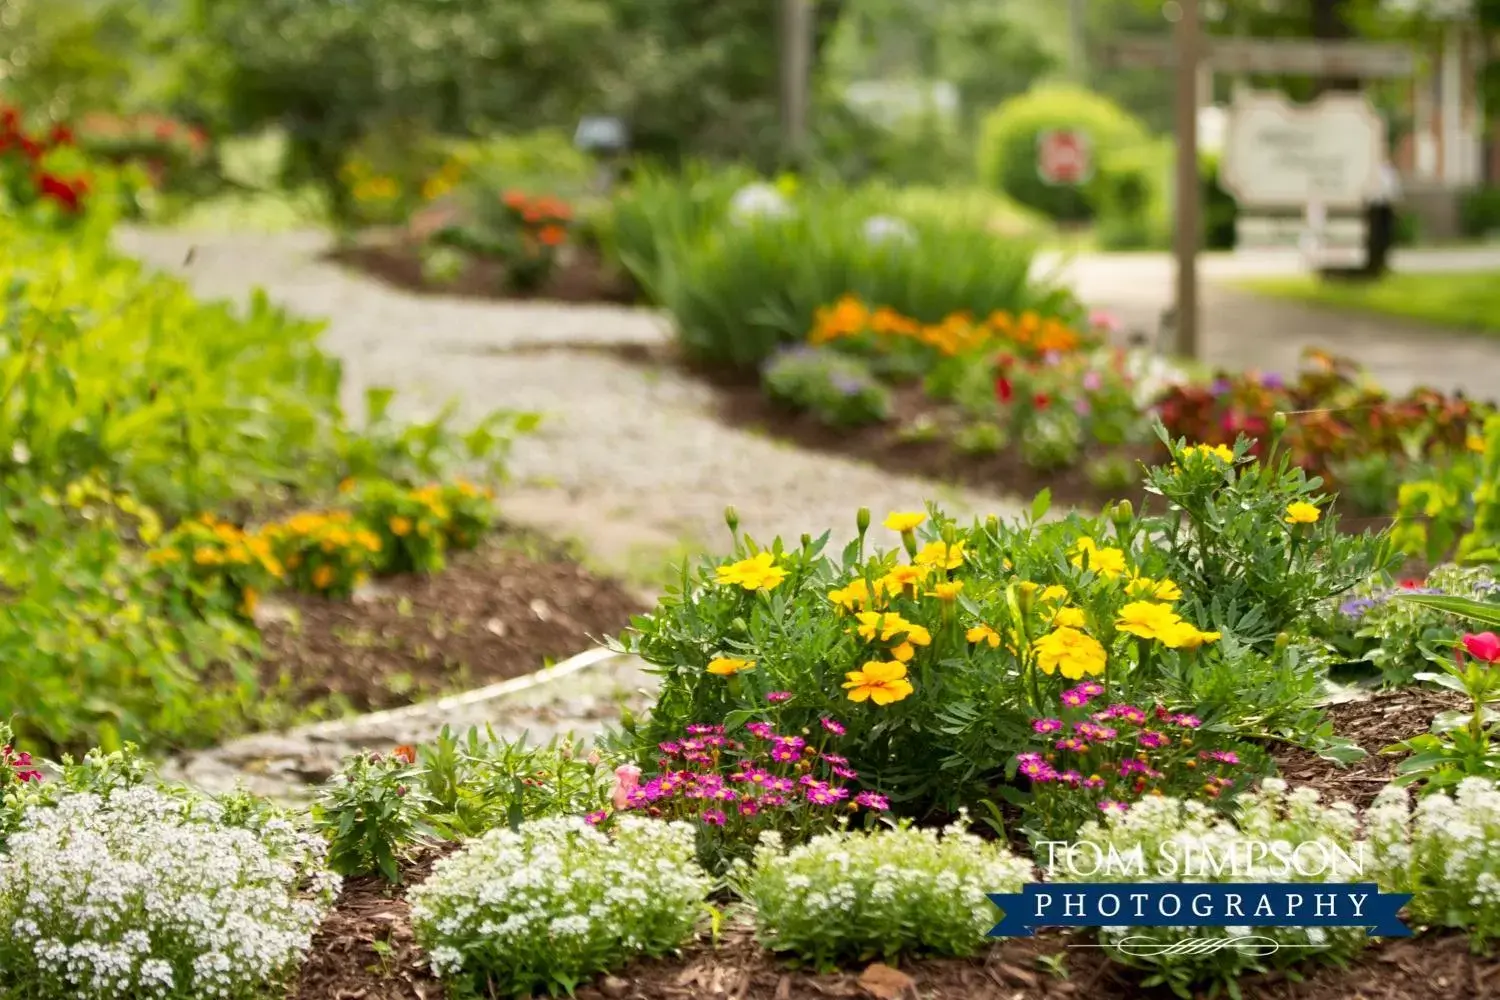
left=1236, top=270, right=1500, bottom=336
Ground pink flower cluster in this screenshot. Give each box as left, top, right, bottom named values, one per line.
left=2, top=744, right=40, bottom=784
left=592, top=720, right=889, bottom=829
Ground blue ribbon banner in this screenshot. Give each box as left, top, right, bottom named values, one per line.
left=987, top=884, right=1413, bottom=938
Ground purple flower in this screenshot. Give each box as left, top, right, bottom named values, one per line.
left=1019, top=759, right=1057, bottom=781
left=766, top=691, right=793, bottom=703
left=760, top=793, right=787, bottom=807
left=1099, top=800, right=1130, bottom=815
left=1171, top=714, right=1202, bottom=729
left=765, top=776, right=796, bottom=794
left=820, top=717, right=846, bottom=736
left=1138, top=730, right=1169, bottom=749
left=1016, top=752, right=1045, bottom=767
left=770, top=743, right=799, bottom=763
left=1075, top=723, right=1118, bottom=741
left=1200, top=750, right=1240, bottom=765
left=1074, top=399, right=1092, bottom=417
left=807, top=784, right=849, bottom=806
left=585, top=810, right=608, bottom=826
left=833, top=765, right=859, bottom=780
left=854, top=791, right=890, bottom=810
left=822, top=754, right=849, bottom=766
left=658, top=741, right=681, bottom=755
left=1210, top=378, right=1232, bottom=396
left=1260, top=372, right=1285, bottom=390
left=1082, top=775, right=1106, bottom=790
left=1060, top=688, right=1090, bottom=708
left=685, top=724, right=723, bottom=736
left=1055, top=737, right=1090, bottom=753
left=1082, top=371, right=1104, bottom=392
left=746, top=722, right=776, bottom=739
left=1098, top=704, right=1146, bottom=724
left=701, top=809, right=727, bottom=826
left=1339, top=597, right=1379, bottom=620
left=738, top=799, right=760, bottom=816
left=1032, top=718, right=1064, bottom=734
left=1057, top=770, right=1083, bottom=786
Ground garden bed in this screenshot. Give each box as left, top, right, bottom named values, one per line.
left=258, top=533, right=646, bottom=717
left=291, top=854, right=1497, bottom=1000
left=328, top=238, right=639, bottom=305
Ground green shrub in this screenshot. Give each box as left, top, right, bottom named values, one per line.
left=739, top=822, right=1033, bottom=970
left=643, top=181, right=1067, bottom=369
left=1091, top=139, right=1171, bottom=250
left=314, top=747, right=434, bottom=883
left=409, top=816, right=711, bottom=998
left=976, top=85, right=1150, bottom=222
left=762, top=346, right=891, bottom=427
left=1200, top=150, right=1238, bottom=250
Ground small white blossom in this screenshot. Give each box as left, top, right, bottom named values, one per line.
left=728, top=184, right=791, bottom=224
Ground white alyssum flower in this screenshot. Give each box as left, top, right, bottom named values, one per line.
left=728, top=183, right=792, bottom=224
left=1368, top=778, right=1500, bottom=935
left=409, top=815, right=709, bottom=997
left=0, top=785, right=337, bottom=1000
left=744, top=818, right=1033, bottom=968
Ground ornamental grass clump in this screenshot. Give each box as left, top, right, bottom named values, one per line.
left=1056, top=779, right=1368, bottom=997
left=739, top=820, right=1033, bottom=970
left=0, top=784, right=338, bottom=1000
left=1366, top=778, right=1500, bottom=942
left=409, top=815, right=711, bottom=998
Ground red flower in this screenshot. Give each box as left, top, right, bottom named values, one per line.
left=1399, top=578, right=1424, bottom=590
left=18, top=136, right=41, bottom=161
left=48, top=124, right=73, bottom=147
left=1461, top=632, right=1500, bottom=664
left=37, top=173, right=83, bottom=212
left=1033, top=392, right=1051, bottom=410
left=995, top=376, right=1013, bottom=404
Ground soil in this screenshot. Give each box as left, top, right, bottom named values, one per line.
left=1269, top=686, right=1466, bottom=809
left=259, top=536, right=645, bottom=716
left=287, top=684, right=1492, bottom=1000
left=328, top=240, right=639, bottom=306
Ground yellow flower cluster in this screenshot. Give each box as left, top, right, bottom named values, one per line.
left=1284, top=501, right=1321, bottom=525
left=259, top=510, right=382, bottom=593
left=807, top=295, right=1085, bottom=359
left=422, top=158, right=466, bottom=202
left=715, top=552, right=788, bottom=591
left=1182, top=442, right=1236, bottom=464
left=1032, top=626, right=1108, bottom=679
left=1069, top=538, right=1126, bottom=579
left=843, top=660, right=914, bottom=705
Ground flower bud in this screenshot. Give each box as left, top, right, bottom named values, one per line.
left=724, top=505, right=740, bottom=534
left=1271, top=411, right=1288, bottom=437
left=856, top=507, right=871, bottom=535
left=1112, top=500, right=1134, bottom=526
left=801, top=533, right=812, bottom=550
left=1274, top=631, right=1290, bottom=651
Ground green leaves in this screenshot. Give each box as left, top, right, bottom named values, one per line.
left=1396, top=593, right=1500, bottom=629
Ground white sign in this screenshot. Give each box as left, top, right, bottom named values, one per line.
left=1221, top=92, right=1386, bottom=210
left=574, top=116, right=628, bottom=152
left=1236, top=215, right=1366, bottom=248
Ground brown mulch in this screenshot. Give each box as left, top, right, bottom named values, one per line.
left=327, top=240, right=639, bottom=305
left=258, top=537, right=645, bottom=715
left=1270, top=687, right=1466, bottom=808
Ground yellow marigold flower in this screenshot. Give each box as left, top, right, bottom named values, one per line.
left=1039, top=585, right=1069, bottom=603
left=828, top=579, right=873, bottom=611
left=1185, top=443, right=1235, bottom=463
left=883, top=511, right=926, bottom=532
left=967, top=623, right=1001, bottom=647
left=1468, top=432, right=1486, bottom=454
left=390, top=516, right=412, bottom=537
left=193, top=547, right=220, bottom=566
left=1161, top=623, right=1222, bottom=650
left=213, top=523, right=240, bottom=542
left=891, top=641, right=916, bottom=662
left=714, top=552, right=788, bottom=591
left=1032, top=626, right=1108, bottom=679
left=1115, top=601, right=1184, bottom=642
left=707, top=657, right=755, bottom=676
left=1126, top=576, right=1182, bottom=602
left=842, top=660, right=915, bottom=705
left=1052, top=607, right=1087, bottom=629
left=1285, top=501, right=1321, bottom=525
left=1070, top=538, right=1126, bottom=579
left=148, top=548, right=179, bottom=565
left=312, top=565, right=336, bottom=590
left=882, top=564, right=929, bottom=594
left=914, top=540, right=965, bottom=570
left=929, top=580, right=964, bottom=601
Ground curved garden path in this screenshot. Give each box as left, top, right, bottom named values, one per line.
left=117, top=228, right=1032, bottom=585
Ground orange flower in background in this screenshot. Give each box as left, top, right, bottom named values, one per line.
left=538, top=225, right=567, bottom=247
left=393, top=745, right=417, bottom=764
left=502, top=190, right=528, bottom=210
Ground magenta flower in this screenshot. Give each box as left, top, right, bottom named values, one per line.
left=738, top=799, right=760, bottom=816
left=612, top=764, right=642, bottom=809
left=1100, top=704, right=1146, bottom=724
left=1138, top=730, right=1168, bottom=749
left=806, top=784, right=849, bottom=806
left=1098, top=800, right=1130, bottom=815
left=760, top=793, right=787, bottom=807
left=1016, top=752, right=1044, bottom=767
left=854, top=791, right=890, bottom=810
left=820, top=717, right=846, bottom=735
left=766, top=691, right=793, bottom=703
left=745, top=722, right=776, bottom=739
left=701, top=809, right=727, bottom=826
left=832, top=765, right=858, bottom=779
left=658, top=741, right=682, bottom=755
left=1172, top=714, right=1203, bottom=729
left=1075, top=723, right=1118, bottom=741
left=1055, top=737, right=1090, bottom=753
left=770, top=743, right=799, bottom=763
left=765, top=776, right=796, bottom=793
left=685, top=724, right=723, bottom=736
left=1082, top=370, right=1104, bottom=391
left=1082, top=775, right=1106, bottom=790
left=585, top=810, right=609, bottom=826
left=1200, top=750, right=1239, bottom=765
left=1032, top=718, right=1064, bottom=734
left=822, top=753, right=849, bottom=766
left=1060, top=688, right=1090, bottom=708
left=1019, top=759, right=1057, bottom=781
left=1058, top=769, right=1083, bottom=786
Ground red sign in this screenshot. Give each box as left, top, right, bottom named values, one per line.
left=1037, top=129, right=1092, bottom=186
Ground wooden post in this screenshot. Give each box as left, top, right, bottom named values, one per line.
left=1069, top=0, right=1088, bottom=82
left=1173, top=0, right=1202, bottom=359
left=781, top=0, right=813, bottom=164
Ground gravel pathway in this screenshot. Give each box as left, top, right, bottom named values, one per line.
left=116, top=228, right=1031, bottom=580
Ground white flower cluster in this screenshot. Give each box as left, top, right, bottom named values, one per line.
left=728, top=183, right=792, bottom=224
left=0, top=785, right=338, bottom=1000
left=408, top=815, right=710, bottom=997
left=1067, top=781, right=1367, bottom=985
left=743, top=820, right=1033, bottom=967
left=1367, top=777, right=1500, bottom=937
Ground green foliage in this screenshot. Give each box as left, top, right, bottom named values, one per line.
left=1460, top=186, right=1500, bottom=240
left=417, top=727, right=612, bottom=841
left=738, top=821, right=1033, bottom=970
left=976, top=84, right=1150, bottom=222
left=762, top=347, right=892, bottom=428
left=1144, top=430, right=1400, bottom=648
left=313, top=748, right=435, bottom=884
